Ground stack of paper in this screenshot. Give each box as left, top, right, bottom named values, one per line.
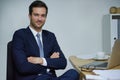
left=86, top=70, right=120, bottom=80
left=85, top=75, right=104, bottom=80
left=94, top=70, right=120, bottom=80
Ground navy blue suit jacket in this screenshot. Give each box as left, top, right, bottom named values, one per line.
left=12, top=27, right=67, bottom=80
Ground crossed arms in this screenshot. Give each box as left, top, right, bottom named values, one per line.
left=27, top=52, right=60, bottom=64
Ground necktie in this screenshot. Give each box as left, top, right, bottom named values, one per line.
left=36, top=33, right=44, bottom=57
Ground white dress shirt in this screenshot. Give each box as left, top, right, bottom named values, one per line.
left=29, top=26, right=47, bottom=66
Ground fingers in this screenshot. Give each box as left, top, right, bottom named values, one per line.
left=50, top=52, right=60, bottom=58
left=27, top=56, right=33, bottom=62
left=27, top=56, right=43, bottom=64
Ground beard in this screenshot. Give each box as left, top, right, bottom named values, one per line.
left=30, top=20, right=45, bottom=32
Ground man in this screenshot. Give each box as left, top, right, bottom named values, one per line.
left=12, top=0, right=79, bottom=80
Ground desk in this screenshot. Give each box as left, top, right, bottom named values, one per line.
left=69, top=56, right=120, bottom=80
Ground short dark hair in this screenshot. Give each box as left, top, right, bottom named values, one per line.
left=29, top=0, right=48, bottom=15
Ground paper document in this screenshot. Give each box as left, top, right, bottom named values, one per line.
left=93, top=70, right=120, bottom=80
left=85, top=70, right=120, bottom=80
left=85, top=75, right=104, bottom=80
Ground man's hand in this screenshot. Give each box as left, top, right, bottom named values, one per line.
left=50, top=52, right=60, bottom=58
left=27, top=52, right=60, bottom=64
left=27, top=56, right=43, bottom=64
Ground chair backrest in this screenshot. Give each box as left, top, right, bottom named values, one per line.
left=7, top=41, right=15, bottom=80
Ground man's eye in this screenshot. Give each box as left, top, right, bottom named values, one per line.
left=33, top=14, right=39, bottom=16
left=42, top=14, right=46, bottom=17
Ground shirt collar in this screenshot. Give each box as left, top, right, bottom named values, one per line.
left=29, top=26, right=42, bottom=37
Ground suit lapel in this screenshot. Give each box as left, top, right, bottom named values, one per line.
left=26, top=28, right=49, bottom=57
left=26, top=27, right=40, bottom=56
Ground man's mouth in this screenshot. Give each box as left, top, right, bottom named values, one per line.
left=37, top=21, right=42, bottom=25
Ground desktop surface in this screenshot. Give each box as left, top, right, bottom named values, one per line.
left=69, top=56, right=120, bottom=80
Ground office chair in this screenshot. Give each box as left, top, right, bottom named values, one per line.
left=7, top=41, right=15, bottom=80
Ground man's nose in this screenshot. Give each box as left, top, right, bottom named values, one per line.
left=38, top=16, right=43, bottom=21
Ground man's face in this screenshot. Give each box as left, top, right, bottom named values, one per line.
left=29, top=7, right=47, bottom=32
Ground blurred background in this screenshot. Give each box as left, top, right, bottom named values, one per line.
left=0, top=0, right=120, bottom=80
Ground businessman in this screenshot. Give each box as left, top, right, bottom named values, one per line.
left=12, top=0, right=79, bottom=80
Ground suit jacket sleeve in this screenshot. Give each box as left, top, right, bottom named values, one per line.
left=44, top=33, right=67, bottom=69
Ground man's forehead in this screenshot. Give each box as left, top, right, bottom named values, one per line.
left=32, top=7, right=46, bottom=13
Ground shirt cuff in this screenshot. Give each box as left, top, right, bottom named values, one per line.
left=41, top=58, right=47, bottom=66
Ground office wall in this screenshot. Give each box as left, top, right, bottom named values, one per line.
left=0, top=0, right=120, bottom=80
